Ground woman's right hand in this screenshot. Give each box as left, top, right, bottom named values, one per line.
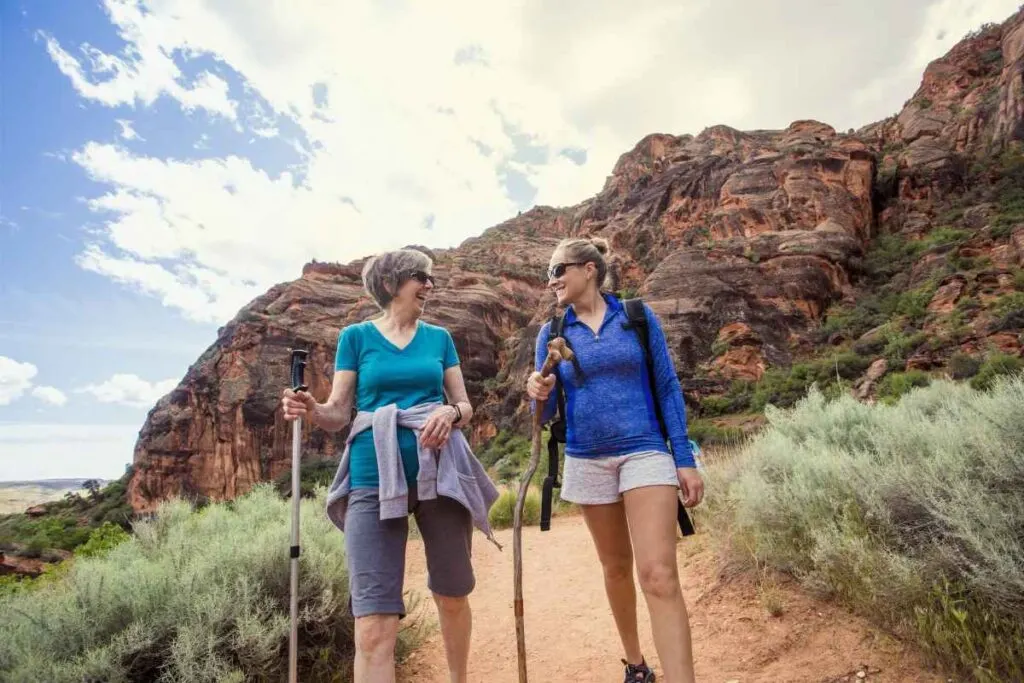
left=525, top=371, right=556, bottom=401
left=282, top=388, right=318, bottom=422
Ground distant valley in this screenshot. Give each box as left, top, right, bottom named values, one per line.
left=0, top=479, right=107, bottom=514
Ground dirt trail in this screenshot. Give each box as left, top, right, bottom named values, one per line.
left=397, top=514, right=946, bottom=683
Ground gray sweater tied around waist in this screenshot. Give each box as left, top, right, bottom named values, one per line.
left=325, top=401, right=502, bottom=550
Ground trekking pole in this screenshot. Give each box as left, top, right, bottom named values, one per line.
left=288, top=348, right=308, bottom=683
left=513, top=337, right=573, bottom=683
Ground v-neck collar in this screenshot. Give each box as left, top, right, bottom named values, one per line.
left=563, top=292, right=622, bottom=335
left=369, top=319, right=422, bottom=352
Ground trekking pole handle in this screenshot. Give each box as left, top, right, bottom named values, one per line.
left=290, top=349, right=308, bottom=392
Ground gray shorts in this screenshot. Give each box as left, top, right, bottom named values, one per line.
left=344, top=487, right=475, bottom=618
left=560, top=450, right=679, bottom=505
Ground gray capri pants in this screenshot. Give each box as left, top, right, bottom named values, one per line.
left=345, top=487, right=475, bottom=618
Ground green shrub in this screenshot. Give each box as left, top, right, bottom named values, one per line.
left=617, top=287, right=639, bottom=300
left=687, top=419, right=747, bottom=446
left=0, top=485, right=422, bottom=682
left=892, top=285, right=939, bottom=323
left=876, top=370, right=932, bottom=403
left=488, top=486, right=540, bottom=530
left=882, top=328, right=927, bottom=368
left=273, top=458, right=339, bottom=498
left=948, top=353, right=982, bottom=380
left=699, top=395, right=737, bottom=418
left=477, top=430, right=530, bottom=469
left=704, top=378, right=1024, bottom=681
left=0, top=514, right=93, bottom=555
left=989, top=292, right=1024, bottom=331
left=818, top=283, right=938, bottom=343
left=991, top=292, right=1024, bottom=317
left=970, top=352, right=1024, bottom=391
left=0, top=476, right=135, bottom=560
left=863, top=234, right=927, bottom=281
left=74, top=521, right=131, bottom=559
left=1012, top=269, right=1024, bottom=291
left=982, top=48, right=1003, bottom=65
left=988, top=150, right=1024, bottom=237
left=740, top=351, right=872, bottom=412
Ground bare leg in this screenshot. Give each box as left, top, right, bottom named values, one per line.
left=433, top=593, right=471, bottom=683
left=580, top=501, right=645, bottom=666
left=353, top=614, right=400, bottom=683
left=623, top=485, right=696, bottom=683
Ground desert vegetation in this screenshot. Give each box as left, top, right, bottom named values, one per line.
left=0, top=476, right=132, bottom=561
left=700, top=373, right=1024, bottom=682
left=0, top=485, right=422, bottom=683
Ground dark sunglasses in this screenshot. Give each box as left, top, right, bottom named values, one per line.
left=547, top=262, right=586, bottom=279
left=401, top=270, right=435, bottom=286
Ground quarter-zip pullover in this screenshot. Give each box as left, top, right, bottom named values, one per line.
left=533, top=293, right=696, bottom=468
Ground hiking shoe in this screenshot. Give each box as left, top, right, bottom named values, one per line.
left=622, top=658, right=655, bottom=682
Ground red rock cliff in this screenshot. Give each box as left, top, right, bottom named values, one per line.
left=127, top=8, right=1024, bottom=512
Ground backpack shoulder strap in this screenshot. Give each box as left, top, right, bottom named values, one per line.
left=549, top=311, right=566, bottom=340
left=621, top=298, right=666, bottom=440
left=541, top=311, right=567, bottom=532
left=622, top=298, right=648, bottom=342
left=623, top=298, right=697, bottom=537
left=545, top=312, right=568, bottom=439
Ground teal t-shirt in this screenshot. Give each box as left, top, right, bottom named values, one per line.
left=334, top=319, right=460, bottom=489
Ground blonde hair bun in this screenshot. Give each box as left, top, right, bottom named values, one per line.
left=589, top=237, right=611, bottom=256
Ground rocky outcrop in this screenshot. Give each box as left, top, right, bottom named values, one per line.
left=993, top=12, right=1024, bottom=145
left=127, top=236, right=556, bottom=511
left=0, top=552, right=47, bottom=577
left=128, top=7, right=1024, bottom=511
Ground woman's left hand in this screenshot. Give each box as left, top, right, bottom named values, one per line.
left=677, top=467, right=704, bottom=508
left=420, top=406, right=457, bottom=449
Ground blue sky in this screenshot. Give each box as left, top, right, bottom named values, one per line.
left=2, top=0, right=1021, bottom=481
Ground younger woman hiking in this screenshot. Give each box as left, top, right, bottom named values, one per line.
left=525, top=237, right=703, bottom=683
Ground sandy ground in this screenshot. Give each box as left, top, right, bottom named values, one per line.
left=396, top=514, right=947, bottom=683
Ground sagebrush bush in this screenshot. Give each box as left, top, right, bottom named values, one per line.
left=489, top=486, right=541, bottom=529
left=704, top=374, right=1024, bottom=682
left=0, top=485, right=422, bottom=683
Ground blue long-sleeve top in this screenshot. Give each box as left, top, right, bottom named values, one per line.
left=533, top=292, right=696, bottom=468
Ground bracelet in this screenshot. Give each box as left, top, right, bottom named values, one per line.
left=450, top=403, right=462, bottom=424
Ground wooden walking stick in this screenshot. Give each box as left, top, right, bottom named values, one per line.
left=513, top=337, right=573, bottom=683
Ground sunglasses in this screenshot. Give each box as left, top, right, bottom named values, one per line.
left=401, top=270, right=435, bottom=286
left=547, top=262, right=586, bottom=279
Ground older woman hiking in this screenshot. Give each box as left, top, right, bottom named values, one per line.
left=281, top=248, right=499, bottom=683
left=525, top=237, right=704, bottom=683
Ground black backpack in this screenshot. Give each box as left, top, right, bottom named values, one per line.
left=539, top=297, right=695, bottom=536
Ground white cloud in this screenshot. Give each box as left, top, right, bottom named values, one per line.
left=852, top=0, right=1023, bottom=114
left=115, top=118, right=143, bottom=141
left=0, top=356, right=38, bottom=406
left=0, top=214, right=19, bottom=235
left=0, top=424, right=137, bottom=480
left=44, top=0, right=1024, bottom=325
left=76, top=373, right=178, bottom=408
left=0, top=357, right=68, bottom=408
left=31, top=386, right=69, bottom=407
left=38, top=0, right=237, bottom=119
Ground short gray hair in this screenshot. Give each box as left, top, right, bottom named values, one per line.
left=361, top=248, right=433, bottom=309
